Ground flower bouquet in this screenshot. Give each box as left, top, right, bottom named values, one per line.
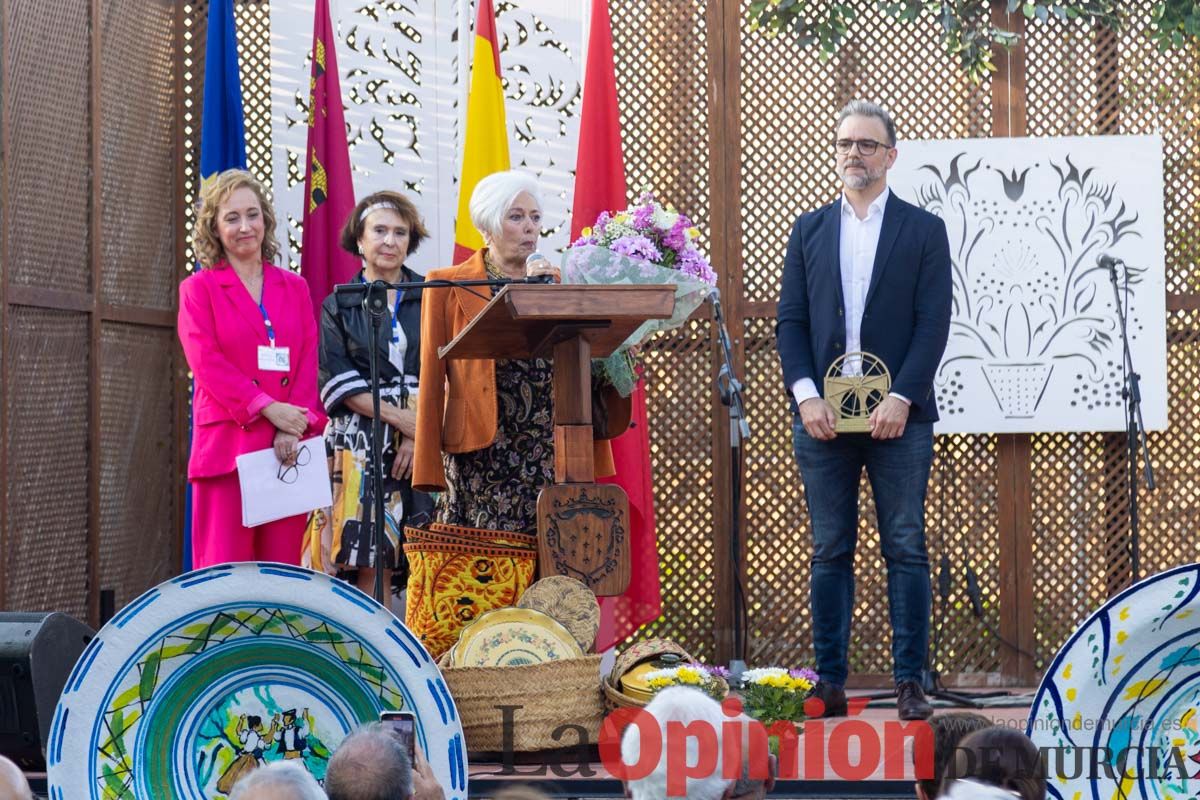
left=739, top=667, right=818, bottom=728
left=644, top=662, right=730, bottom=701
left=563, top=193, right=717, bottom=396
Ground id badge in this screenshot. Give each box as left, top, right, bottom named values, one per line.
left=258, top=345, right=290, bottom=371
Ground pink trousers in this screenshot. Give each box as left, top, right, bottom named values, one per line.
left=190, top=471, right=306, bottom=568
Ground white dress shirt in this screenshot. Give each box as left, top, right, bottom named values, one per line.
left=791, top=187, right=910, bottom=408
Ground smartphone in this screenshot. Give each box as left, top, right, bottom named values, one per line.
left=380, top=710, right=416, bottom=764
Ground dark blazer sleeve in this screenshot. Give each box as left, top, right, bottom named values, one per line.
left=776, top=213, right=817, bottom=391
left=890, top=215, right=952, bottom=404
left=318, top=295, right=368, bottom=416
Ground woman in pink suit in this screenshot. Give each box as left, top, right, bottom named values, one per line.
left=179, top=169, right=327, bottom=567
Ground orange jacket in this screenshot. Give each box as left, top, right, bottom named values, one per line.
left=413, top=250, right=623, bottom=492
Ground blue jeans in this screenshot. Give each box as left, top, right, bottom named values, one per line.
left=791, top=418, right=933, bottom=685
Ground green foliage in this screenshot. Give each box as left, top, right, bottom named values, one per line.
left=1149, top=0, right=1200, bottom=50
left=745, top=1, right=1197, bottom=83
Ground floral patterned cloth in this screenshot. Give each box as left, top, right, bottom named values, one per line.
left=435, top=355, right=555, bottom=534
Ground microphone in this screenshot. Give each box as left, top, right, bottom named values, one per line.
left=525, top=251, right=555, bottom=284
left=1098, top=253, right=1122, bottom=275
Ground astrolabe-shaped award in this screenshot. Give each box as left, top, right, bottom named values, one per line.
left=824, top=351, right=892, bottom=433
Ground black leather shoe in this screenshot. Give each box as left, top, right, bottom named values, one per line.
left=896, top=680, right=934, bottom=720
left=809, top=680, right=849, bottom=718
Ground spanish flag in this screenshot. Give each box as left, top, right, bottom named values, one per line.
left=453, top=0, right=510, bottom=263
left=300, top=0, right=357, bottom=321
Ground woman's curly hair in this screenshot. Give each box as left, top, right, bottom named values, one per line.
left=191, top=169, right=280, bottom=268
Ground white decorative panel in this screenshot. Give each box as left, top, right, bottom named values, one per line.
left=270, top=0, right=586, bottom=274
left=889, top=135, right=1167, bottom=434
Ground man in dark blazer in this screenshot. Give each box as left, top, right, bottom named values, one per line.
left=776, top=100, right=952, bottom=721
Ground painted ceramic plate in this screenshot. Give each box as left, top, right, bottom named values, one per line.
left=1029, top=563, right=1200, bottom=800
left=450, top=607, right=583, bottom=668
left=47, top=563, right=468, bottom=800
left=516, top=575, right=600, bottom=650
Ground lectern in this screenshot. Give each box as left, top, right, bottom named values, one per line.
left=440, top=284, right=675, bottom=596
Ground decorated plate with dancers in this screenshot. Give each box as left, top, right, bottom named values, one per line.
left=47, top=563, right=467, bottom=799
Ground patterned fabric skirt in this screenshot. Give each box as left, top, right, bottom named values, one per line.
left=304, top=397, right=432, bottom=590
left=436, top=357, right=555, bottom=534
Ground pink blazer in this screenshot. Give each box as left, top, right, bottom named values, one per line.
left=178, top=263, right=326, bottom=479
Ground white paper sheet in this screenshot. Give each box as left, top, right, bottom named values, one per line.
left=236, top=436, right=331, bottom=527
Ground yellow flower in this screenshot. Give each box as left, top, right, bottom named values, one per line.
left=677, top=666, right=703, bottom=684
left=647, top=677, right=672, bottom=688
left=615, top=213, right=631, bottom=224
left=687, top=227, right=700, bottom=239
left=582, top=226, right=593, bottom=237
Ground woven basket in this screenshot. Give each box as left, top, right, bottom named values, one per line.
left=438, top=654, right=606, bottom=753
left=603, top=638, right=694, bottom=711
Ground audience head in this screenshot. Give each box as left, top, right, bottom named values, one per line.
left=325, top=723, right=413, bottom=800
left=192, top=168, right=279, bottom=268
left=913, top=712, right=994, bottom=800
left=227, top=760, right=325, bottom=800
left=0, top=755, right=33, bottom=800
left=489, top=787, right=553, bottom=800
left=940, top=727, right=1046, bottom=800
left=620, top=686, right=732, bottom=800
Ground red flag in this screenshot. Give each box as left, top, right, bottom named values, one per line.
left=300, top=0, right=358, bottom=319
left=571, top=0, right=662, bottom=651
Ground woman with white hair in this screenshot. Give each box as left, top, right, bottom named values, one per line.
left=227, top=760, right=326, bottom=800
left=412, top=169, right=627, bottom=530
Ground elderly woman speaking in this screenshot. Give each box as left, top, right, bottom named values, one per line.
left=413, top=169, right=625, bottom=534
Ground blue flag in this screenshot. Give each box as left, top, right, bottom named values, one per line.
left=186, top=0, right=247, bottom=572
left=200, top=0, right=246, bottom=179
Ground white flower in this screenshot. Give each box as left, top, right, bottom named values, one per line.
left=652, top=206, right=679, bottom=231
left=739, top=667, right=788, bottom=685
left=644, top=668, right=679, bottom=681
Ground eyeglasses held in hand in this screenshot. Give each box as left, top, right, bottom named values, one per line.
left=277, top=444, right=312, bottom=484
left=835, top=138, right=890, bottom=156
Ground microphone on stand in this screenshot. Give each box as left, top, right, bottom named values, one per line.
left=525, top=251, right=556, bottom=284
left=1098, top=253, right=1122, bottom=278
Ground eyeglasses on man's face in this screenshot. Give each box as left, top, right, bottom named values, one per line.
left=835, top=138, right=892, bottom=156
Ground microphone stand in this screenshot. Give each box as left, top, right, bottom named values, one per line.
left=1105, top=258, right=1156, bottom=582
left=708, top=289, right=751, bottom=677
left=336, top=275, right=551, bottom=606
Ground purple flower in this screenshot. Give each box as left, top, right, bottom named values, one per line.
left=631, top=204, right=655, bottom=230
left=662, top=218, right=689, bottom=253
left=704, top=664, right=733, bottom=680
left=789, top=667, right=819, bottom=683
left=679, top=250, right=717, bottom=284
left=611, top=235, right=662, bottom=262
left=572, top=235, right=597, bottom=247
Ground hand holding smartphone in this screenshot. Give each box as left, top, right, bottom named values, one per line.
left=379, top=711, right=416, bottom=765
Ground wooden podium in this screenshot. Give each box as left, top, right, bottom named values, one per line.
left=440, top=284, right=675, bottom=596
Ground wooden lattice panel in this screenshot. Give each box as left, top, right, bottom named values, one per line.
left=3, top=0, right=91, bottom=291
left=1023, top=3, right=1200, bottom=667
left=738, top=1, right=991, bottom=304
left=611, top=0, right=710, bottom=229
left=100, top=0, right=178, bottom=310
left=98, top=324, right=178, bottom=609
left=3, top=309, right=91, bottom=620
left=636, top=321, right=719, bottom=661
left=610, top=0, right=715, bottom=655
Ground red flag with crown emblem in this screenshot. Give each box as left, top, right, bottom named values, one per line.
left=300, top=0, right=357, bottom=318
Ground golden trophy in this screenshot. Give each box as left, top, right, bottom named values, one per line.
left=824, top=352, right=892, bottom=433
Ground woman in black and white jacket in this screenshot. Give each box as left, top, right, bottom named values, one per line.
left=308, top=191, right=433, bottom=597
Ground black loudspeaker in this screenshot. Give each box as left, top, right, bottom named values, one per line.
left=0, top=612, right=95, bottom=769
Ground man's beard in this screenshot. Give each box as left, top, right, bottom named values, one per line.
left=839, top=161, right=884, bottom=190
